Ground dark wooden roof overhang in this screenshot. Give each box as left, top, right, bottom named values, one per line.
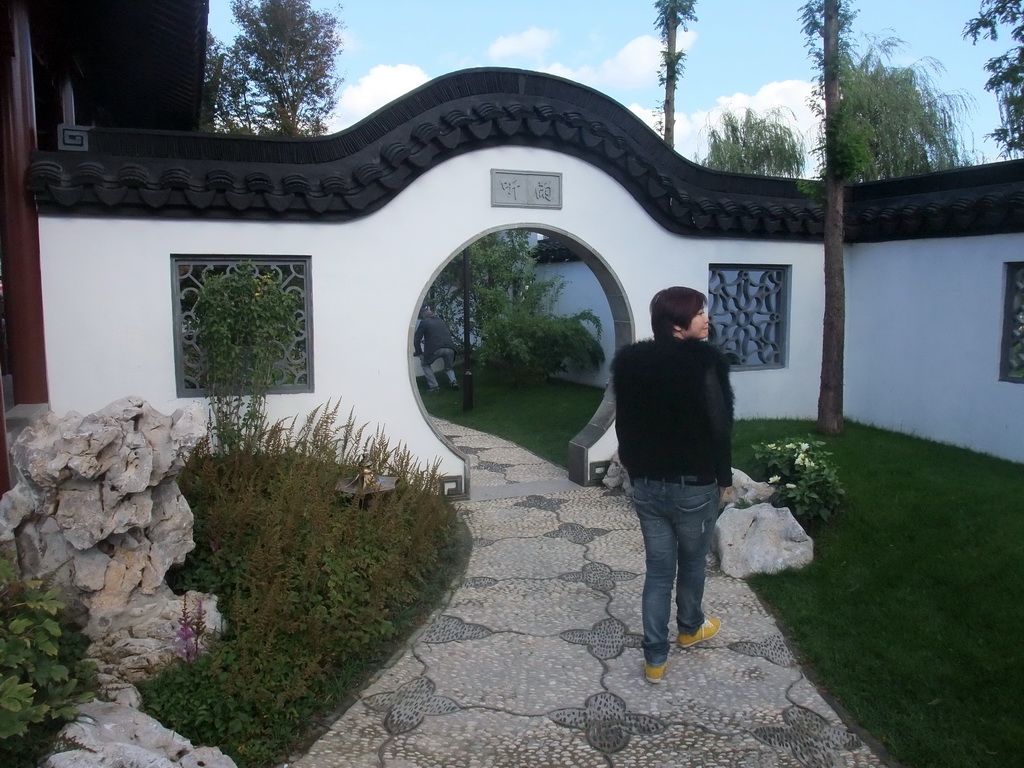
left=28, top=0, right=208, bottom=133
left=26, top=67, right=1024, bottom=242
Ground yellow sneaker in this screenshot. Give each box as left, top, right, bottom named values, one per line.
left=644, top=661, right=667, bottom=684
left=678, top=617, right=721, bottom=648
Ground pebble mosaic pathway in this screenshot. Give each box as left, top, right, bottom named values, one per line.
left=290, top=420, right=891, bottom=768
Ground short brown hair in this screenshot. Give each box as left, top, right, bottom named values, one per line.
left=649, top=286, right=706, bottom=341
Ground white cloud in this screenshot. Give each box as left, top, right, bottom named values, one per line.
left=597, top=35, right=665, bottom=89
left=488, top=27, right=557, bottom=64
left=546, top=33, right=690, bottom=91
left=329, top=64, right=431, bottom=132
left=340, top=28, right=362, bottom=56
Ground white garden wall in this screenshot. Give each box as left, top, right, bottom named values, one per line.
left=846, top=233, right=1024, bottom=463
left=38, top=146, right=822, bottom=489
left=37, top=142, right=1021, bottom=491
left=534, top=259, right=615, bottom=388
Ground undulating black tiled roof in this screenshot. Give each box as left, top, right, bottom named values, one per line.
left=27, top=67, right=1024, bottom=242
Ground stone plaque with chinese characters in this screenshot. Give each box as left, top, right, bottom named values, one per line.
left=491, top=170, right=562, bottom=209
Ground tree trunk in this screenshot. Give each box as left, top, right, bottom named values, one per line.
left=817, top=0, right=845, bottom=435
left=664, top=21, right=677, bottom=147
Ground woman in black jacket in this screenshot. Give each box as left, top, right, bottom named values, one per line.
left=611, top=286, right=734, bottom=684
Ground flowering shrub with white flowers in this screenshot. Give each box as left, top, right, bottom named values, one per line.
left=752, top=438, right=845, bottom=525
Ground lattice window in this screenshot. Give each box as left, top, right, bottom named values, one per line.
left=172, top=256, right=313, bottom=396
left=1002, top=262, right=1024, bottom=383
left=708, top=265, right=788, bottom=368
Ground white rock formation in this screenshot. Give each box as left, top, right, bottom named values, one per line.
left=0, top=397, right=221, bottom=684
left=713, top=502, right=814, bottom=578
left=43, top=700, right=237, bottom=768
left=601, top=451, right=632, bottom=493
left=728, top=467, right=774, bottom=505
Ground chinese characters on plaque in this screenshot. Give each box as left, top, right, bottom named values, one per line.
left=491, top=170, right=562, bottom=209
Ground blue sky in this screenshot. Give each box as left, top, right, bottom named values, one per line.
left=207, top=1, right=1009, bottom=169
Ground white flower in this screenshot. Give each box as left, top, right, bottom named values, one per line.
left=800, top=442, right=810, bottom=451
left=769, top=475, right=781, bottom=484
left=785, top=483, right=797, bottom=489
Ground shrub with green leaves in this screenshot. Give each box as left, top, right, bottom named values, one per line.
left=1, top=557, right=95, bottom=768
left=140, top=404, right=461, bottom=767
left=425, top=231, right=605, bottom=382
left=194, top=260, right=301, bottom=453
left=478, top=305, right=603, bottom=383
left=752, top=438, right=845, bottom=525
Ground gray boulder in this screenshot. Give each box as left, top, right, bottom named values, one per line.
left=713, top=502, right=813, bottom=578
left=43, top=700, right=236, bottom=768
left=0, top=397, right=221, bottom=691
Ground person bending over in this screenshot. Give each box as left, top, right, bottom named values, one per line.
left=414, top=306, right=459, bottom=391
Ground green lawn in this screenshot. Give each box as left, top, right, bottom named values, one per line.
left=425, top=376, right=1024, bottom=768
left=419, top=368, right=604, bottom=466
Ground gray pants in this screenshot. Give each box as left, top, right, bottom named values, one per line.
left=421, top=347, right=456, bottom=390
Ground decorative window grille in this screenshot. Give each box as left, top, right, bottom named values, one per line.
left=1002, top=262, right=1024, bottom=383
left=708, top=265, right=789, bottom=368
left=172, top=255, right=313, bottom=396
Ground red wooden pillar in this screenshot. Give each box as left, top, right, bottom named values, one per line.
left=1, top=0, right=50, bottom=494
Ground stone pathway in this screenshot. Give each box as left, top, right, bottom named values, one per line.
left=291, top=420, right=890, bottom=768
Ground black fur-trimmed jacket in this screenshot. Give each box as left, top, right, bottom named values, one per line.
left=611, top=337, right=734, bottom=487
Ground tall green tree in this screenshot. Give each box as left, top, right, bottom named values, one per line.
left=698, top=107, right=806, bottom=177
left=802, top=0, right=857, bottom=435
left=964, top=1, right=1024, bottom=157
left=654, top=0, right=698, bottom=148
left=200, top=33, right=253, bottom=133
left=200, top=33, right=226, bottom=133
left=801, top=2, right=972, bottom=434
left=204, top=0, right=344, bottom=136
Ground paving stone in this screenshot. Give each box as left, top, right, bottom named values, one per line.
left=443, top=579, right=608, bottom=635
left=417, top=633, right=602, bottom=713
left=460, top=503, right=561, bottom=540
left=289, top=422, right=890, bottom=768
left=464, top=536, right=583, bottom=581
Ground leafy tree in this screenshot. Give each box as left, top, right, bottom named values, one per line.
left=200, top=33, right=252, bottom=133
left=200, top=33, right=226, bottom=133
left=476, top=282, right=603, bottom=385
left=204, top=0, right=344, bottom=136
left=654, top=0, right=698, bottom=147
left=964, top=1, right=1024, bottom=157
left=427, top=231, right=536, bottom=355
left=698, top=106, right=806, bottom=177
left=425, top=232, right=603, bottom=382
left=801, top=2, right=972, bottom=434
left=840, top=38, right=973, bottom=179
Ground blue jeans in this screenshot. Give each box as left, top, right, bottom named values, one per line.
left=632, top=477, right=719, bottom=665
